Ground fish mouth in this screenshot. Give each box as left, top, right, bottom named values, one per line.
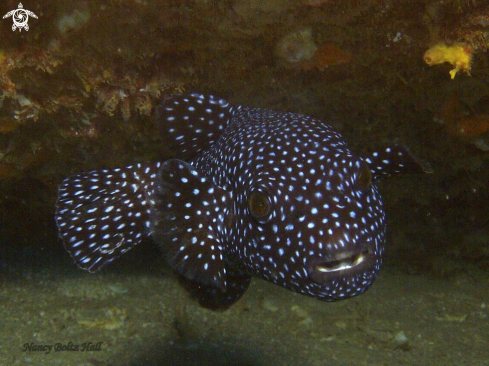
left=315, top=250, right=368, bottom=273
left=308, top=249, right=374, bottom=283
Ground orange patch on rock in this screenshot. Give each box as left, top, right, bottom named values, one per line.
left=457, top=114, right=489, bottom=137
left=297, top=43, right=352, bottom=71
left=0, top=118, right=19, bottom=133
left=0, top=163, right=16, bottom=179
left=437, top=96, right=489, bottom=138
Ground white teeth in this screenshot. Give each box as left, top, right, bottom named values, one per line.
left=315, top=253, right=365, bottom=273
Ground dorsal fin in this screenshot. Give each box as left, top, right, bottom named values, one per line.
left=154, top=94, right=234, bottom=160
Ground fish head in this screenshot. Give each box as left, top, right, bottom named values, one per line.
left=232, top=142, right=382, bottom=301
left=227, top=123, right=430, bottom=301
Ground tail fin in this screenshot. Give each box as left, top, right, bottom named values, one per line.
left=366, top=144, right=433, bottom=179
left=55, top=162, right=161, bottom=272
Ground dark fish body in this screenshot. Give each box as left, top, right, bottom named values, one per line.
left=55, top=94, right=431, bottom=310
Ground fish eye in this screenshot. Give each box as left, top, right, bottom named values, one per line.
left=248, top=191, right=271, bottom=220
left=357, top=166, right=372, bottom=190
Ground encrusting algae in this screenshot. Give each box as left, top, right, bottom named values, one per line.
left=423, top=43, right=472, bottom=79
left=435, top=95, right=489, bottom=151
left=275, top=27, right=351, bottom=71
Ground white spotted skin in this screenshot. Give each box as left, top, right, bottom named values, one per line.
left=193, top=107, right=385, bottom=301
left=55, top=94, right=430, bottom=307
left=56, top=163, right=161, bottom=272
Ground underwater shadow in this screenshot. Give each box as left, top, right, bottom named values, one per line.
left=125, top=336, right=271, bottom=366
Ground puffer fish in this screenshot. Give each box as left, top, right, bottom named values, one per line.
left=55, top=94, right=432, bottom=310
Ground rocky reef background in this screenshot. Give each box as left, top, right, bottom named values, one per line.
left=1, top=0, right=489, bottom=279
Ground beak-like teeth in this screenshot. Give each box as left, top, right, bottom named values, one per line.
left=315, top=251, right=367, bottom=273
